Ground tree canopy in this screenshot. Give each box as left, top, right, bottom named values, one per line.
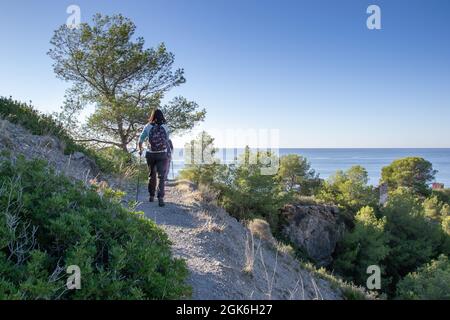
left=276, top=154, right=320, bottom=195
left=381, top=157, right=436, bottom=196
left=48, top=14, right=205, bottom=151
left=317, top=165, right=377, bottom=213
left=333, top=206, right=390, bottom=286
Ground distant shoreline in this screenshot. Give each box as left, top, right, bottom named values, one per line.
left=170, top=148, right=450, bottom=186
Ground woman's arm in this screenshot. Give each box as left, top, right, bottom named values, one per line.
left=138, top=124, right=150, bottom=154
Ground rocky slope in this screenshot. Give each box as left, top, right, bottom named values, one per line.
left=0, top=118, right=98, bottom=182
left=0, top=118, right=344, bottom=300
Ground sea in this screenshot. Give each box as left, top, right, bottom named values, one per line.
left=168, top=148, right=450, bottom=187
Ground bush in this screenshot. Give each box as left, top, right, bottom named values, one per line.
left=179, top=137, right=288, bottom=231
left=382, top=188, right=446, bottom=295
left=317, top=166, right=377, bottom=214
left=432, top=188, right=450, bottom=204
left=443, top=216, right=450, bottom=236
left=178, top=131, right=224, bottom=186
left=333, top=206, right=390, bottom=287
left=396, top=255, right=450, bottom=300
left=0, top=156, right=190, bottom=299
left=423, top=195, right=449, bottom=222
left=218, top=148, right=287, bottom=230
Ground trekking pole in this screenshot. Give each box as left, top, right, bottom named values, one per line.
left=171, top=158, right=174, bottom=180
left=136, top=152, right=142, bottom=202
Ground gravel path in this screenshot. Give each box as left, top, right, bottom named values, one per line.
left=137, top=184, right=233, bottom=299
left=136, top=182, right=343, bottom=300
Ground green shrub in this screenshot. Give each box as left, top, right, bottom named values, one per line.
left=0, top=156, right=190, bottom=299
left=396, top=255, right=450, bottom=300
left=217, top=148, right=287, bottom=231
left=0, top=97, right=78, bottom=154
left=317, top=166, right=377, bottom=215
left=333, top=206, right=390, bottom=287
left=178, top=131, right=224, bottom=186
left=179, top=135, right=288, bottom=230
left=423, top=195, right=446, bottom=221
left=382, top=188, right=446, bottom=295
left=432, top=189, right=450, bottom=206
left=443, top=216, right=450, bottom=236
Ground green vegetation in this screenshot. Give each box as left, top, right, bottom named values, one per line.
left=179, top=131, right=223, bottom=186
left=219, top=148, right=287, bottom=229
left=0, top=156, right=190, bottom=299
left=443, top=216, right=450, bottom=236
left=333, top=185, right=449, bottom=298
left=180, top=135, right=287, bottom=230
left=396, top=255, right=450, bottom=300
left=181, top=137, right=450, bottom=299
left=276, top=154, right=320, bottom=196
left=317, top=166, right=377, bottom=215
left=333, top=206, right=390, bottom=287
left=1, top=97, right=81, bottom=156
left=381, top=157, right=436, bottom=196
left=382, top=188, right=447, bottom=294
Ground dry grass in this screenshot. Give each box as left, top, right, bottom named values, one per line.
left=195, top=210, right=226, bottom=234
left=175, top=179, right=196, bottom=192
left=310, top=275, right=324, bottom=300
left=197, top=184, right=219, bottom=205
left=243, top=231, right=260, bottom=275
left=259, top=246, right=278, bottom=300
left=276, top=242, right=295, bottom=256
left=116, top=161, right=138, bottom=189
left=288, top=273, right=306, bottom=300
left=247, top=219, right=276, bottom=246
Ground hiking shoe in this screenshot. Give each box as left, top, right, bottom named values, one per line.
left=149, top=196, right=154, bottom=202
left=158, top=198, right=165, bottom=207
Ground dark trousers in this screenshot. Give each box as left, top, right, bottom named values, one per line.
left=146, top=152, right=168, bottom=199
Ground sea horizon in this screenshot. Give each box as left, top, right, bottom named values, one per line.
left=170, top=147, right=450, bottom=186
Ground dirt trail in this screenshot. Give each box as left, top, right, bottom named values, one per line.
left=136, top=183, right=342, bottom=300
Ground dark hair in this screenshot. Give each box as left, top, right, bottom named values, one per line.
left=149, top=109, right=166, bottom=125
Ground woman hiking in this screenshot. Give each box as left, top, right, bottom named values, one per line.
left=138, top=109, right=170, bottom=207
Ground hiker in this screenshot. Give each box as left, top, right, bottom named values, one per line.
left=138, top=109, right=170, bottom=207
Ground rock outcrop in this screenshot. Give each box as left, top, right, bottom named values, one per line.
left=281, top=204, right=345, bottom=266
left=0, top=118, right=99, bottom=181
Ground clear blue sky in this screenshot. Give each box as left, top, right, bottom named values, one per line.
left=1, top=0, right=450, bottom=147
